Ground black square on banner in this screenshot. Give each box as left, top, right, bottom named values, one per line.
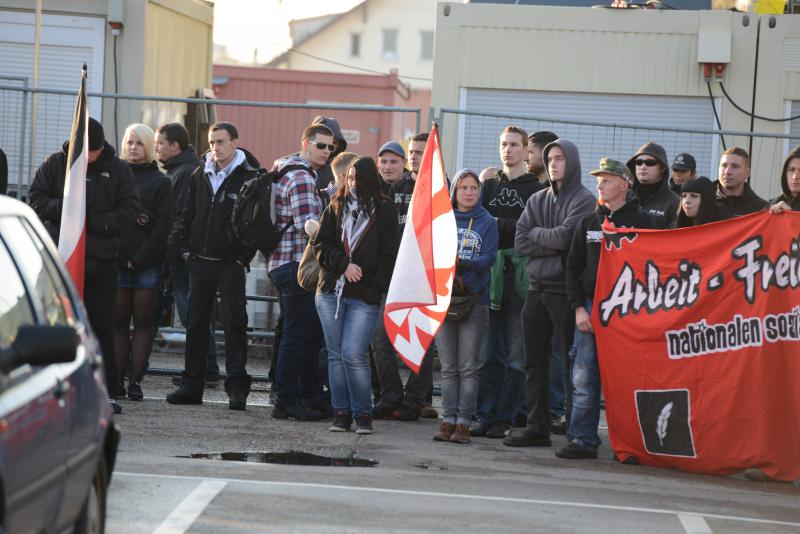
left=634, top=389, right=696, bottom=458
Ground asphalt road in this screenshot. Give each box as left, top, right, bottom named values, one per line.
left=106, top=351, right=800, bottom=533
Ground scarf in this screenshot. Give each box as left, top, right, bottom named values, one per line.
left=334, top=195, right=373, bottom=318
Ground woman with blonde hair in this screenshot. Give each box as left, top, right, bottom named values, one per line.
left=114, top=123, right=173, bottom=400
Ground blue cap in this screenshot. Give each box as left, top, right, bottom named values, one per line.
left=378, top=141, right=405, bottom=158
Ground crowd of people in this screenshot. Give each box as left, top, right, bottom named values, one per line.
left=25, top=114, right=799, bottom=459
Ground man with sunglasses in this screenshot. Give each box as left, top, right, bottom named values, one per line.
left=266, top=123, right=332, bottom=421
left=625, top=142, right=679, bottom=228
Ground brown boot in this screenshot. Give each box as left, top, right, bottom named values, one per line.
left=449, top=424, right=471, bottom=444
left=433, top=422, right=456, bottom=441
left=420, top=402, right=439, bottom=419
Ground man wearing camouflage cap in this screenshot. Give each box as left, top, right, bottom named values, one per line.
left=558, top=157, right=658, bottom=459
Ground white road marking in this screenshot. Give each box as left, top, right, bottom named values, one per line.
left=678, top=513, right=713, bottom=534
left=141, top=396, right=272, bottom=407
left=117, top=472, right=800, bottom=529
left=150, top=480, right=227, bottom=534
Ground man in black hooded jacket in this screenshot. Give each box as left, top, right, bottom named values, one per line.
left=166, top=121, right=256, bottom=410
left=626, top=142, right=679, bottom=228
left=29, top=118, right=141, bottom=412
left=771, top=147, right=800, bottom=213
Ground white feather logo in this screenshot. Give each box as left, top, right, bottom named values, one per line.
left=656, top=402, right=673, bottom=446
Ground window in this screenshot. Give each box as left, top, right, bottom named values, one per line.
left=0, top=232, right=34, bottom=350
left=382, top=29, right=398, bottom=60
left=350, top=33, right=361, bottom=57
left=420, top=31, right=434, bottom=60
left=0, top=217, right=76, bottom=328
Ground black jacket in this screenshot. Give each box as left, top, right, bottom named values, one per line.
left=162, top=148, right=200, bottom=215
left=314, top=198, right=399, bottom=305
left=388, top=169, right=415, bottom=230
left=162, top=148, right=200, bottom=258
left=168, top=148, right=258, bottom=264
left=626, top=143, right=679, bottom=228
left=481, top=170, right=545, bottom=250
left=28, top=141, right=141, bottom=261
left=566, top=200, right=659, bottom=310
left=715, top=181, right=768, bottom=217
left=118, top=162, right=173, bottom=270
left=772, top=148, right=800, bottom=211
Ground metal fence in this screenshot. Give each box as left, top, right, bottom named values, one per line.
left=0, top=83, right=422, bottom=350
left=0, top=83, right=423, bottom=198
left=435, top=107, right=800, bottom=198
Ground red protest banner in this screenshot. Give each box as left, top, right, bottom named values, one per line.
left=592, top=210, right=800, bottom=481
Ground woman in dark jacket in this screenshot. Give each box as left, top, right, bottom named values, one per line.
left=674, top=176, right=725, bottom=228
left=314, top=156, right=399, bottom=434
left=114, top=123, right=172, bottom=400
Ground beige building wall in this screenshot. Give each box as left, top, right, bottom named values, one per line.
left=142, top=0, right=214, bottom=128
left=276, top=0, right=435, bottom=90
left=432, top=2, right=799, bottom=198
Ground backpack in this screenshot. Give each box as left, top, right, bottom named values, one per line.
left=231, top=164, right=313, bottom=256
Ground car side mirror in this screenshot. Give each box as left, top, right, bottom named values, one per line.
left=0, top=325, right=79, bottom=374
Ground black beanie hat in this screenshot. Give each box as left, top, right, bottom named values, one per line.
left=88, top=118, right=105, bottom=150
left=677, top=176, right=722, bottom=227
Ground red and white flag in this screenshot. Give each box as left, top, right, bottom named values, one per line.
left=58, top=65, right=88, bottom=296
left=384, top=125, right=457, bottom=373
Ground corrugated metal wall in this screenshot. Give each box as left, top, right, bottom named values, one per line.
left=432, top=3, right=800, bottom=198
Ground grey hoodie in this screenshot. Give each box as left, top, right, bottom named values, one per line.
left=515, top=139, right=595, bottom=293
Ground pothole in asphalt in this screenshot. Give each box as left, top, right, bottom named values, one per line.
left=183, top=450, right=378, bottom=467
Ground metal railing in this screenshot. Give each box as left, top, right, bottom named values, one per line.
left=0, top=84, right=423, bottom=197
left=435, top=106, right=800, bottom=196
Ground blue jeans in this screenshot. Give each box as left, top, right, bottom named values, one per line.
left=316, top=293, right=378, bottom=415
left=475, top=270, right=525, bottom=424
left=568, top=299, right=601, bottom=450
left=166, top=258, right=219, bottom=380
left=269, top=262, right=323, bottom=404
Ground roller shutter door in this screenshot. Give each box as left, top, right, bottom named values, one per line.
left=0, top=11, right=105, bottom=191
left=457, top=88, right=721, bottom=191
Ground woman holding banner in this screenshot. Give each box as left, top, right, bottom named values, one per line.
left=433, top=169, right=498, bottom=444
left=314, top=156, right=399, bottom=435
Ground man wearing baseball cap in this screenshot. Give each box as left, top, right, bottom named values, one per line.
left=29, top=117, right=141, bottom=415
left=377, top=140, right=408, bottom=190
left=558, top=157, right=658, bottom=459
left=670, top=152, right=697, bottom=195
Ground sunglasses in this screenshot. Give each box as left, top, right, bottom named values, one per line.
left=635, top=159, right=659, bottom=167
left=313, top=141, right=336, bottom=151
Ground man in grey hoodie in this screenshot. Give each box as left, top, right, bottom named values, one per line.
left=505, top=139, right=595, bottom=448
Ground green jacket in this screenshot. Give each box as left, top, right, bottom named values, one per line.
left=489, top=248, right=528, bottom=311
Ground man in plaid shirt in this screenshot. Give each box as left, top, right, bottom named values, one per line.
left=267, top=123, right=332, bottom=421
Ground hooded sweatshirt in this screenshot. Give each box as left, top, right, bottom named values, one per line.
left=481, top=170, right=544, bottom=249
left=626, top=142, right=679, bottom=228
left=450, top=170, right=499, bottom=305
left=674, top=176, right=724, bottom=228
left=29, top=140, right=141, bottom=261
left=772, top=148, right=800, bottom=212
left=515, top=139, right=596, bottom=293
left=311, top=116, right=347, bottom=191
left=715, top=180, right=768, bottom=217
